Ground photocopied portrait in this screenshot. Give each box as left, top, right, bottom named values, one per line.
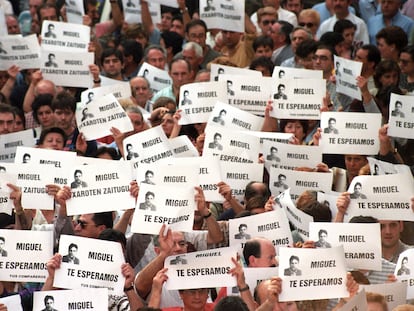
left=212, top=109, right=226, bottom=126
left=44, top=23, right=57, bottom=38
left=350, top=182, right=367, bottom=199
left=41, top=295, right=58, bottom=311
left=314, top=229, right=332, bottom=248
left=139, top=191, right=157, bottom=211
left=0, top=237, right=7, bottom=257
left=70, top=169, right=88, bottom=189
left=126, top=143, right=139, bottom=160
left=62, top=243, right=80, bottom=264
left=234, top=224, right=251, bottom=240
left=397, top=256, right=410, bottom=276
left=391, top=100, right=405, bottom=118
left=273, top=84, right=287, bottom=100
left=180, top=90, right=192, bottom=106
left=284, top=255, right=302, bottom=276
left=169, top=255, right=188, bottom=265
left=324, top=117, right=339, bottom=134
left=208, top=133, right=223, bottom=151
left=45, top=53, right=58, bottom=68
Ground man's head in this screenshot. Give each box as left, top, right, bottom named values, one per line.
left=227, top=80, right=233, bottom=89
left=67, top=243, right=78, bottom=259
left=219, top=109, right=226, bottom=117
left=270, top=21, right=293, bottom=49
left=354, top=44, right=381, bottom=76
left=0, top=237, right=5, bottom=250
left=130, top=77, right=152, bottom=108
left=169, top=59, right=191, bottom=89
left=144, top=45, right=167, bottom=70
left=154, top=230, right=188, bottom=255
left=289, top=255, right=299, bottom=270
left=0, top=104, right=15, bottom=134
left=6, top=15, right=20, bottom=34
left=270, top=147, right=278, bottom=155
left=238, top=224, right=248, bottom=234
left=402, top=256, right=408, bottom=266
left=312, top=44, right=335, bottom=79
left=186, top=19, right=208, bottom=49
left=381, top=0, right=401, bottom=19
left=74, top=212, right=113, bottom=238
left=395, top=100, right=402, bottom=110
left=353, top=182, right=362, bottom=194
left=85, top=0, right=100, bottom=26
left=125, top=106, right=146, bottom=135
left=126, top=144, right=132, bottom=152
left=257, top=6, right=278, bottom=36
left=74, top=169, right=83, bottom=183
left=366, top=292, right=388, bottom=311
left=290, top=27, right=313, bottom=52
left=243, top=238, right=277, bottom=267
left=145, top=170, right=154, bottom=182
left=38, top=3, right=58, bottom=23
left=298, top=9, right=320, bottom=36
left=145, top=191, right=155, bottom=204
left=44, top=295, right=54, bottom=310
left=52, top=91, right=76, bottom=134
left=278, top=84, right=285, bottom=93
left=182, top=42, right=203, bottom=75
left=253, top=35, right=274, bottom=59
left=48, top=53, right=55, bottom=62
left=101, top=48, right=124, bottom=80
left=318, top=229, right=328, bottom=242
left=278, top=174, right=286, bottom=182
left=344, top=154, right=368, bottom=180
left=221, top=30, right=243, bottom=50
left=328, top=117, right=336, bottom=129
left=170, top=15, right=185, bottom=37
left=213, top=132, right=222, bottom=144
left=283, top=0, right=303, bottom=16
left=48, top=23, right=54, bottom=31
left=179, top=288, right=209, bottom=311
left=332, top=0, right=351, bottom=17
left=380, top=220, right=403, bottom=249
left=23, top=153, right=31, bottom=163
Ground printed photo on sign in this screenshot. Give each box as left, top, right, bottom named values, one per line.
left=199, top=0, right=244, bottom=32
left=388, top=93, right=414, bottom=139
left=33, top=288, right=108, bottom=311
left=66, top=161, right=134, bottom=215
left=203, top=125, right=260, bottom=163
left=0, top=128, right=37, bottom=163
left=178, top=81, right=227, bottom=125
left=218, top=74, right=272, bottom=116
left=65, top=0, right=85, bottom=24
left=367, top=157, right=411, bottom=176
left=0, top=229, right=53, bottom=282
left=346, top=174, right=414, bottom=221
left=137, top=62, right=171, bottom=94
left=220, top=162, right=263, bottom=201
left=320, top=112, right=381, bottom=155
left=309, top=222, right=381, bottom=270
left=41, top=20, right=90, bottom=52
left=80, top=82, right=131, bottom=104
left=229, top=210, right=293, bottom=249
left=273, top=67, right=323, bottom=79
left=40, top=49, right=94, bottom=88
left=164, top=247, right=237, bottom=290
left=131, top=183, right=195, bottom=234
left=76, top=94, right=133, bottom=140
left=0, top=34, right=41, bottom=70
left=270, top=78, right=325, bottom=120
left=334, top=55, right=362, bottom=100
left=54, top=235, right=125, bottom=294
left=395, top=249, right=414, bottom=299
left=278, top=246, right=348, bottom=301
left=210, top=64, right=261, bottom=83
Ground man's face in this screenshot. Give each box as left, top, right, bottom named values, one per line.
left=179, top=289, right=209, bottom=311
left=354, top=48, right=371, bottom=74
left=75, top=171, right=82, bottom=183
left=69, top=246, right=77, bottom=259
left=279, top=176, right=286, bottom=183
left=102, top=55, right=123, bottom=78
left=381, top=0, right=400, bottom=18
left=319, top=232, right=327, bottom=243
left=395, top=102, right=402, bottom=111
left=127, top=112, right=145, bottom=135
left=74, top=214, right=102, bottom=238
left=160, top=12, right=173, bottom=32
left=271, top=148, right=277, bottom=156
left=278, top=85, right=285, bottom=93
left=255, top=45, right=273, bottom=58
left=399, top=52, right=414, bottom=75
left=239, top=226, right=247, bottom=234
left=146, top=49, right=166, bottom=70
left=329, top=119, right=336, bottom=129
left=145, top=193, right=154, bottom=204
left=45, top=298, right=54, bottom=310
left=259, top=13, right=277, bottom=36
left=285, top=0, right=302, bottom=15
left=344, top=155, right=368, bottom=177
left=87, top=3, right=100, bottom=25
left=171, top=231, right=187, bottom=255
left=130, top=77, right=152, bottom=106
left=182, top=49, right=201, bottom=73
left=343, top=27, right=355, bottom=46
left=290, top=258, right=299, bottom=270
left=170, top=19, right=184, bottom=37
left=0, top=112, right=15, bottom=134
left=187, top=25, right=207, bottom=48
left=170, top=60, right=191, bottom=88
left=54, top=109, right=74, bottom=132
left=145, top=172, right=153, bottom=182
left=291, top=29, right=308, bottom=51
left=380, top=220, right=403, bottom=249
left=252, top=239, right=277, bottom=267
left=313, top=48, right=333, bottom=76
left=40, top=7, right=58, bottom=22
left=213, top=134, right=221, bottom=144
left=222, top=30, right=242, bottom=49
left=29, top=0, right=42, bottom=17
left=6, top=16, right=20, bottom=34
left=333, top=0, right=349, bottom=15
left=270, top=23, right=283, bottom=47
left=23, top=154, right=30, bottom=163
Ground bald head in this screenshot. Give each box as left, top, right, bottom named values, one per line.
left=35, top=80, right=56, bottom=97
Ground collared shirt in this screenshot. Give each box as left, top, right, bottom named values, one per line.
left=367, top=11, right=414, bottom=44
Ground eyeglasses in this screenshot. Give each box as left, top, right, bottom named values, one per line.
left=262, top=19, right=277, bottom=26
left=312, top=55, right=330, bottom=61
left=76, top=219, right=96, bottom=229
left=182, top=288, right=208, bottom=295
left=399, top=59, right=412, bottom=65
left=299, top=22, right=315, bottom=28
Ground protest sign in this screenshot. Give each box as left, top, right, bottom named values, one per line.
left=309, top=222, right=381, bottom=270
left=278, top=246, right=348, bottom=301
left=169, top=136, right=199, bottom=158
left=199, top=0, right=244, bottom=32
left=76, top=94, right=133, bottom=140
left=334, top=56, right=362, bottom=100
left=361, top=283, right=407, bottom=310
left=320, top=112, right=381, bottom=155
left=66, top=161, right=134, bottom=215
left=346, top=174, right=414, bottom=221
left=137, top=62, right=171, bottom=94
left=80, top=82, right=132, bottom=104
left=226, top=267, right=279, bottom=296
left=210, top=64, right=261, bottom=82
left=388, top=93, right=414, bottom=139
left=165, top=247, right=237, bottom=290
left=367, top=157, right=411, bottom=176
left=54, top=235, right=125, bottom=294
left=0, top=129, right=37, bottom=163
left=65, top=0, right=85, bottom=24
left=40, top=49, right=94, bottom=88
left=0, top=34, right=41, bottom=70
left=270, top=78, right=325, bottom=120
left=273, top=67, right=323, bottom=79
left=131, top=183, right=195, bottom=234
left=33, top=288, right=108, bottom=311
left=41, top=20, right=90, bottom=52
left=0, top=229, right=53, bottom=282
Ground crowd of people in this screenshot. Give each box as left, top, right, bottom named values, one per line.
left=2, top=0, right=414, bottom=310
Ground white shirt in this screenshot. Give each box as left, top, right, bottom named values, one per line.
left=251, top=7, right=298, bottom=34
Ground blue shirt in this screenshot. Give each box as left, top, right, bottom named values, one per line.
left=368, top=11, right=414, bottom=44
left=312, top=2, right=356, bottom=23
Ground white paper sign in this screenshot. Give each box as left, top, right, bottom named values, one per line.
left=131, top=183, right=195, bottom=234
left=40, top=49, right=94, bottom=88
left=178, top=81, right=226, bottom=125
left=0, top=129, right=37, bottom=163
left=76, top=94, right=133, bottom=140
left=54, top=235, right=125, bottom=294
left=169, top=136, right=199, bottom=158
left=33, top=288, right=108, bottom=311
left=361, top=283, right=407, bottom=310
left=0, top=171, right=15, bottom=215
left=211, top=64, right=261, bottom=83
left=388, top=93, right=414, bottom=139
left=226, top=267, right=279, bottom=296
left=66, top=162, right=134, bottom=215
left=346, top=174, right=414, bottom=221
left=337, top=289, right=368, bottom=311
left=309, top=222, right=381, bottom=270
left=41, top=21, right=90, bottom=52
left=199, top=0, right=244, bottom=32
left=320, top=112, right=381, bottom=155
left=0, top=229, right=53, bottom=282
left=273, top=67, right=323, bottom=79
left=165, top=247, right=237, bottom=290
left=367, top=157, right=411, bottom=176
left=334, top=56, right=362, bottom=100
left=81, top=82, right=131, bottom=104
left=0, top=295, right=23, bottom=311
left=137, top=62, right=171, bottom=94
left=123, top=1, right=161, bottom=24
left=65, top=0, right=85, bottom=24
left=0, top=34, right=41, bottom=70
left=278, top=246, right=348, bottom=301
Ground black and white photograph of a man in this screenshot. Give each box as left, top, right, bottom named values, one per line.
left=274, top=174, right=289, bottom=190
left=212, top=109, right=226, bottom=125
left=284, top=255, right=302, bottom=276
left=126, top=143, right=139, bottom=160
left=126, top=0, right=135, bottom=7
left=0, top=237, right=7, bottom=257
left=0, top=42, right=7, bottom=54
left=266, top=146, right=280, bottom=162
left=214, top=67, right=224, bottom=81
left=227, top=80, right=235, bottom=96
left=335, top=61, right=341, bottom=76
left=180, top=90, right=192, bottom=105
left=391, top=100, right=405, bottom=118
left=314, top=229, right=332, bottom=248
left=85, top=92, right=94, bottom=104
left=41, top=295, right=58, bottom=311
left=45, top=53, right=58, bottom=67
left=204, top=0, right=216, bottom=12
left=397, top=256, right=410, bottom=275
left=22, top=153, right=31, bottom=163
left=139, top=191, right=157, bottom=211
left=234, top=224, right=251, bottom=239
left=44, top=23, right=57, bottom=38
left=70, top=169, right=88, bottom=189
left=169, top=255, right=188, bottom=265
left=273, top=84, right=287, bottom=100
left=142, top=170, right=155, bottom=185
left=81, top=107, right=94, bottom=122
left=350, top=182, right=367, bottom=199
left=208, top=133, right=223, bottom=150
left=62, top=243, right=80, bottom=264
left=323, top=117, right=339, bottom=134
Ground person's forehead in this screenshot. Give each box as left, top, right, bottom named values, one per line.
left=188, top=24, right=206, bottom=34
left=131, top=77, right=148, bottom=87
left=316, top=48, right=332, bottom=56
left=148, top=49, right=164, bottom=58
left=171, top=61, right=189, bottom=72
left=293, top=29, right=308, bottom=37
left=182, top=49, right=196, bottom=57
left=0, top=112, right=14, bottom=120
left=104, top=54, right=121, bottom=61
left=172, top=231, right=185, bottom=241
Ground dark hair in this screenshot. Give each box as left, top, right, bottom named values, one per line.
left=38, top=127, right=67, bottom=146
left=333, top=19, right=356, bottom=34
left=121, top=39, right=143, bottom=64
left=145, top=170, right=154, bottom=176
left=359, top=44, right=381, bottom=66
left=318, top=229, right=328, bottom=236
left=51, top=91, right=76, bottom=113
left=354, top=182, right=362, bottom=188
left=375, top=26, right=408, bottom=54
left=349, top=215, right=378, bottom=223
left=44, top=295, right=54, bottom=304
left=68, top=243, right=78, bottom=251
left=214, top=296, right=249, bottom=311
left=243, top=239, right=261, bottom=264
left=74, top=169, right=82, bottom=177
left=249, top=56, right=274, bottom=75
left=101, top=48, right=124, bottom=66
left=289, top=255, right=299, bottom=263
left=37, top=3, right=58, bottom=22
left=295, top=39, right=318, bottom=58
left=299, top=200, right=332, bottom=222
left=244, top=181, right=271, bottom=202
left=98, top=228, right=126, bottom=248
left=94, top=146, right=120, bottom=160
left=0, top=237, right=5, bottom=242
left=279, top=119, right=309, bottom=136
left=161, top=31, right=184, bottom=56
left=168, top=58, right=191, bottom=72
left=316, top=43, right=336, bottom=59
left=92, top=212, right=113, bottom=229
left=319, top=31, right=344, bottom=48
left=32, top=94, right=54, bottom=123
left=144, top=45, right=167, bottom=61
left=0, top=103, right=16, bottom=117
left=253, top=35, right=274, bottom=52
left=145, top=191, right=155, bottom=198
left=277, top=20, right=294, bottom=45
left=12, top=106, right=25, bottom=128
left=401, top=44, right=414, bottom=61
left=373, top=60, right=401, bottom=89
left=186, top=19, right=207, bottom=34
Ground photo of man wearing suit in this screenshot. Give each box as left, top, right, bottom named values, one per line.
left=0, top=237, right=7, bottom=257
left=62, top=243, right=80, bottom=264
left=284, top=255, right=302, bottom=276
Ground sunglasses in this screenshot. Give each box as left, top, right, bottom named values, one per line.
left=262, top=19, right=276, bottom=26
left=76, top=219, right=96, bottom=229
left=299, top=22, right=315, bottom=28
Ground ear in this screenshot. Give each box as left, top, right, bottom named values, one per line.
left=248, top=255, right=256, bottom=266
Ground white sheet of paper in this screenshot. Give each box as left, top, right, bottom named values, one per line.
left=361, top=283, right=407, bottom=310
left=80, top=82, right=131, bottom=104
left=0, top=34, right=41, bottom=70
left=65, top=0, right=85, bottom=24
left=387, top=93, right=414, bottom=139
left=54, top=235, right=125, bottom=294
left=273, top=67, right=323, bottom=79
left=41, top=20, right=90, bottom=52
left=0, top=294, right=23, bottom=311
left=137, top=62, right=171, bottom=93
left=226, top=267, right=279, bottom=296
left=367, top=156, right=411, bottom=176
left=211, top=64, right=261, bottom=83
left=199, top=0, right=244, bottom=32
left=0, top=129, right=37, bottom=163
left=0, top=229, right=53, bottom=282
left=334, top=55, right=362, bottom=100
left=169, top=136, right=199, bottom=157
